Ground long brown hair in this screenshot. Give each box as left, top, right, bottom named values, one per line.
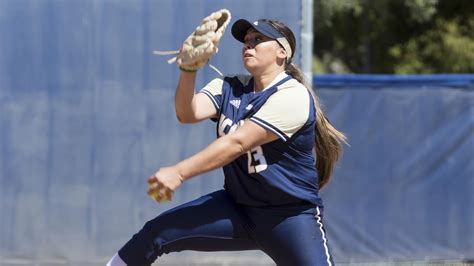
left=266, top=19, right=348, bottom=189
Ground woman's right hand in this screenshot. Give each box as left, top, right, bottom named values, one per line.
left=147, top=167, right=184, bottom=203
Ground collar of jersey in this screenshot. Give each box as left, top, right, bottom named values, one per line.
left=256, top=71, right=289, bottom=92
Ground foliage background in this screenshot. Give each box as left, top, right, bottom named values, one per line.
left=313, top=0, right=474, bottom=74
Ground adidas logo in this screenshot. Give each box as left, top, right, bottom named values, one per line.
left=230, top=99, right=241, bottom=109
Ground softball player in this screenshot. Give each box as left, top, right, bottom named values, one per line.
left=107, top=18, right=346, bottom=266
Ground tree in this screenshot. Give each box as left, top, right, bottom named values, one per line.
left=313, top=0, right=474, bottom=74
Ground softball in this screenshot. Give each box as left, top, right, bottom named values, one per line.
left=149, top=184, right=171, bottom=203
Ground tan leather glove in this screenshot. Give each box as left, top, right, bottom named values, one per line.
left=154, top=9, right=231, bottom=72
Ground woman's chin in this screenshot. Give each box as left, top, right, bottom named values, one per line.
left=243, top=62, right=258, bottom=73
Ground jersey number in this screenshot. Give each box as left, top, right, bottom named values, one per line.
left=247, top=146, right=267, bottom=173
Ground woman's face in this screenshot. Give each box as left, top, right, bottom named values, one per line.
left=242, top=29, right=283, bottom=73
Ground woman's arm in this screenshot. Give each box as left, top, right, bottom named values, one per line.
left=147, top=120, right=279, bottom=202
left=177, top=120, right=279, bottom=179
left=175, top=71, right=217, bottom=123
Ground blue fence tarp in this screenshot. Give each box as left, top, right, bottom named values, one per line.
left=314, top=74, right=474, bottom=262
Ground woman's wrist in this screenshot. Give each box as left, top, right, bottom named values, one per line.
left=179, top=66, right=198, bottom=73
left=171, top=164, right=186, bottom=183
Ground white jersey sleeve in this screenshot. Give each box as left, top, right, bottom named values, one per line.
left=200, top=78, right=224, bottom=110
left=250, top=79, right=312, bottom=141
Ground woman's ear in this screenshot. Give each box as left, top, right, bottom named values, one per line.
left=277, top=47, right=287, bottom=60
left=275, top=47, right=288, bottom=66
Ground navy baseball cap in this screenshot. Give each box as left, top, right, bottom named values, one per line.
left=231, top=19, right=293, bottom=61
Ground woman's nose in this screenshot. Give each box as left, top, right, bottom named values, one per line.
left=242, top=44, right=251, bottom=54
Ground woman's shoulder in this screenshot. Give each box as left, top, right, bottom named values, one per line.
left=203, top=74, right=251, bottom=93
left=263, top=78, right=312, bottom=113
left=278, top=78, right=307, bottom=91
left=275, top=78, right=310, bottom=99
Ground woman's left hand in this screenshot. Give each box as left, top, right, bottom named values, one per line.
left=147, top=167, right=183, bottom=203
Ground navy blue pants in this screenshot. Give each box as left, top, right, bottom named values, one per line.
left=118, top=190, right=335, bottom=266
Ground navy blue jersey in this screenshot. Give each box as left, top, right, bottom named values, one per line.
left=201, top=73, right=322, bottom=207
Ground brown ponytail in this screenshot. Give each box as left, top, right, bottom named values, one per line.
left=286, top=63, right=348, bottom=189
left=312, top=95, right=348, bottom=188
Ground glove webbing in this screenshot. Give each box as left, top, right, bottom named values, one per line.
left=153, top=50, right=224, bottom=76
